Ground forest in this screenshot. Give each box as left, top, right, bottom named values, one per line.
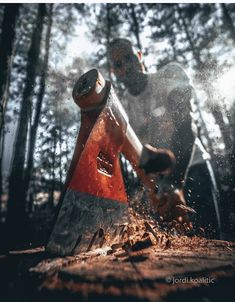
left=1, top=3, right=235, bottom=302
left=0, top=3, right=235, bottom=251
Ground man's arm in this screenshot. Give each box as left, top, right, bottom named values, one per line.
left=156, top=64, right=196, bottom=224
left=160, top=63, right=195, bottom=190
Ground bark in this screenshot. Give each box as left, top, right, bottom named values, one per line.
left=0, top=4, right=20, bottom=132
left=24, top=4, right=53, bottom=206
left=0, top=4, right=20, bottom=207
left=6, top=4, right=46, bottom=248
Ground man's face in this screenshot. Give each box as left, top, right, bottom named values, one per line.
left=110, top=47, right=143, bottom=86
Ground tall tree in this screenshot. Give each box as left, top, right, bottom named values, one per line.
left=0, top=4, right=20, bottom=206
left=6, top=4, right=46, bottom=248
left=24, top=4, right=53, bottom=207
left=0, top=4, right=20, bottom=132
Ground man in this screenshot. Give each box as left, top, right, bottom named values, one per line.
left=108, top=38, right=222, bottom=238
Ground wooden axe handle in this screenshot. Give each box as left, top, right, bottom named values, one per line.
left=122, top=124, right=176, bottom=209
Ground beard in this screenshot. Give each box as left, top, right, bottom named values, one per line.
left=122, top=72, right=147, bottom=96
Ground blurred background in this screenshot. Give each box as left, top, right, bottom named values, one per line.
left=0, top=3, right=234, bottom=248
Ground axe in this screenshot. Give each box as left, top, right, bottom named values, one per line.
left=46, top=69, right=175, bottom=256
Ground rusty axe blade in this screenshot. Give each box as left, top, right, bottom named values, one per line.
left=46, top=190, right=129, bottom=256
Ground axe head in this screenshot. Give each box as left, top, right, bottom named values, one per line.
left=46, top=70, right=130, bottom=256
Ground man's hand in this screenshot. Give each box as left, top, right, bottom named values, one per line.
left=156, top=189, right=195, bottom=230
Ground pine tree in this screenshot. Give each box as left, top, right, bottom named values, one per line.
left=7, top=4, right=46, bottom=248
left=0, top=4, right=20, bottom=206
left=24, top=4, right=53, bottom=209
left=0, top=4, right=20, bottom=132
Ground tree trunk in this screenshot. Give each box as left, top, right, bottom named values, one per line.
left=0, top=4, right=20, bottom=132
left=24, top=4, right=53, bottom=207
left=49, top=131, right=56, bottom=208
left=0, top=4, right=20, bottom=207
left=6, top=4, right=46, bottom=249
left=0, top=122, right=6, bottom=212
left=59, top=125, right=63, bottom=192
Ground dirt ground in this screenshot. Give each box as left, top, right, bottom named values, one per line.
left=0, top=219, right=235, bottom=302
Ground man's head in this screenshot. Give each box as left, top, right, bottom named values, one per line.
left=108, top=39, right=146, bottom=95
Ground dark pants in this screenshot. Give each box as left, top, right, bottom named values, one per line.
left=184, top=160, right=222, bottom=239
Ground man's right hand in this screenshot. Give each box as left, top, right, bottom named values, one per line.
left=155, top=189, right=195, bottom=230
